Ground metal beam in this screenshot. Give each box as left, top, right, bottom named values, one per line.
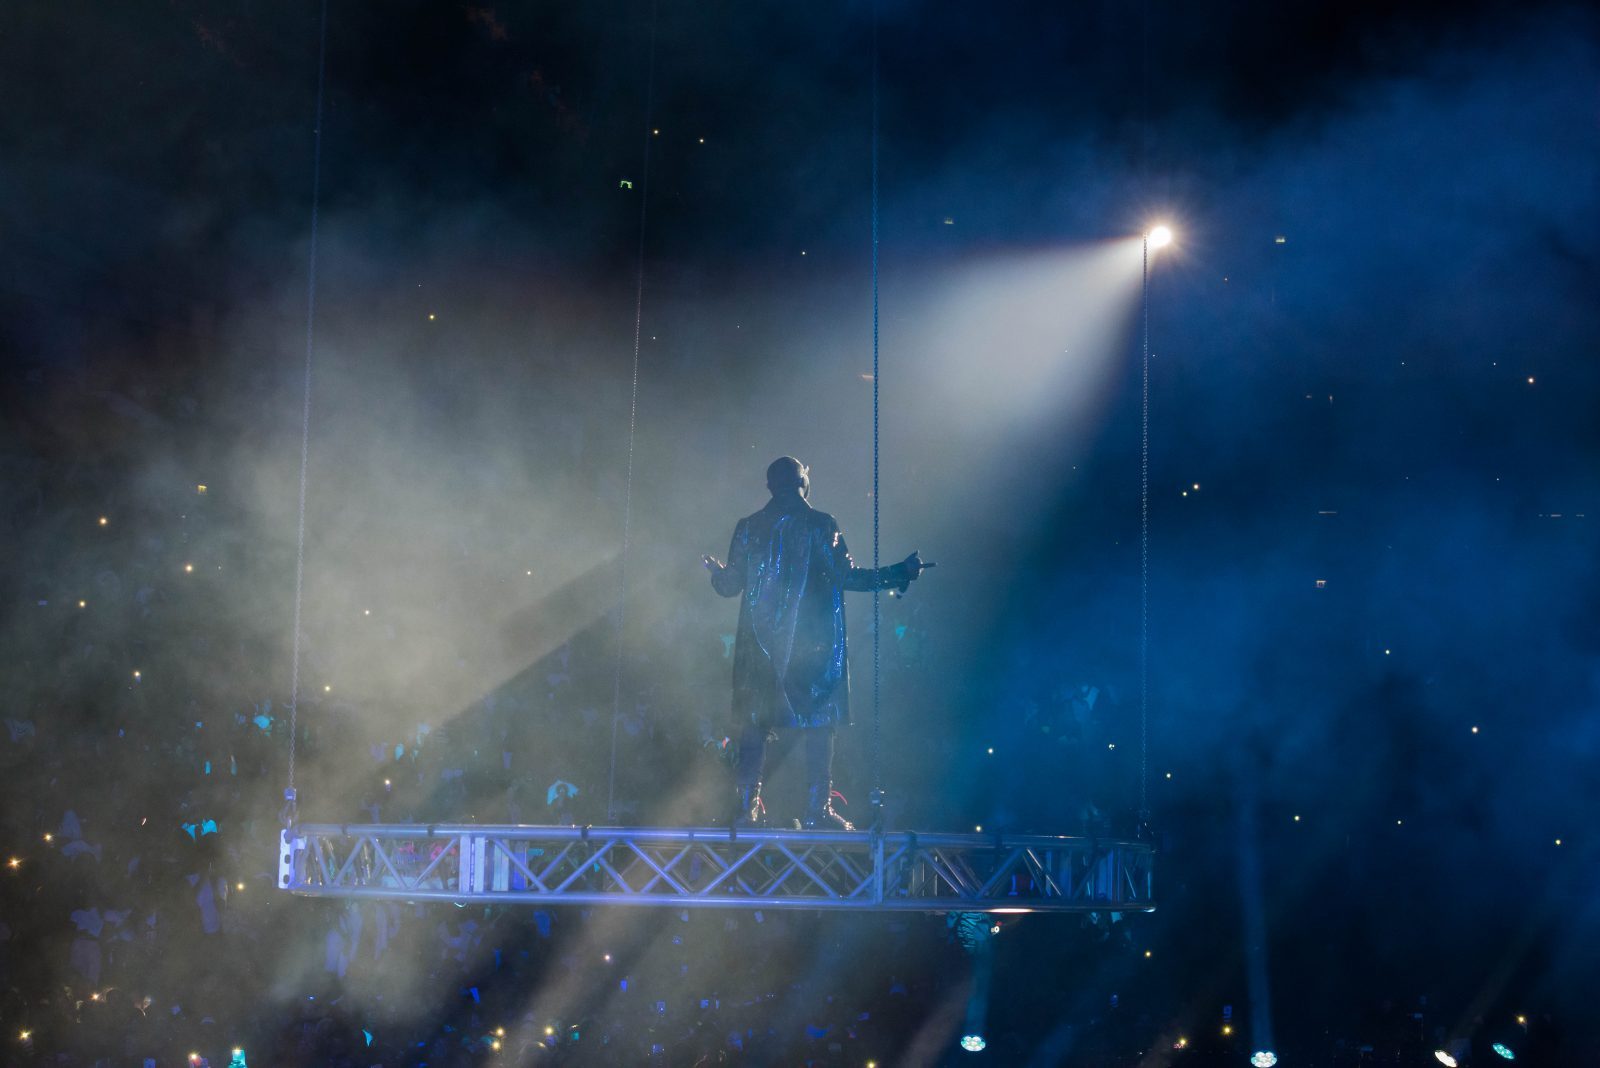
left=279, top=824, right=1154, bottom=913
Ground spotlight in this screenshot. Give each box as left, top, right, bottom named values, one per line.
left=1492, top=1043, right=1515, bottom=1060
left=1434, top=1052, right=1458, bottom=1067
left=960, top=1034, right=987, bottom=1052
left=1252, top=1053, right=1279, bottom=1067
left=1148, top=225, right=1173, bottom=249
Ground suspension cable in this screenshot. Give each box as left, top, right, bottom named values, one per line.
left=284, top=0, right=330, bottom=827
left=869, top=12, right=883, bottom=827
left=606, top=0, right=659, bottom=824
left=1138, top=236, right=1151, bottom=829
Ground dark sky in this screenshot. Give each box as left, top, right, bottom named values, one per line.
left=2, top=0, right=1598, bottom=1057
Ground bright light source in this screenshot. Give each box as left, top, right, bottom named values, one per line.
left=960, top=1035, right=987, bottom=1052
left=1148, top=225, right=1173, bottom=249
left=1492, top=1043, right=1515, bottom=1060
left=1435, top=1052, right=1459, bottom=1067
left=1252, top=1053, right=1279, bottom=1067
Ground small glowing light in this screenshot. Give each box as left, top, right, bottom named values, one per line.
left=1165, top=771, right=1172, bottom=779
left=323, top=684, right=331, bottom=693
left=943, top=216, right=955, bottom=225
left=1527, top=376, right=1534, bottom=384
left=697, top=137, right=704, bottom=143
left=363, top=609, right=371, bottom=616
left=384, top=779, right=391, bottom=787
left=236, top=882, right=245, bottom=891
left=78, top=599, right=87, bottom=608
left=233, top=1051, right=244, bottom=1060
left=974, top=825, right=983, bottom=832
left=428, top=312, right=436, bottom=320
left=651, top=128, right=659, bottom=135
left=1471, top=726, right=1479, bottom=733
left=1182, top=490, right=1188, bottom=497
left=1148, top=225, right=1173, bottom=248
left=1294, top=814, right=1302, bottom=822
left=1434, top=1051, right=1459, bottom=1067
left=1492, top=1043, right=1515, bottom=1060
left=800, top=250, right=807, bottom=255
left=495, top=1028, right=505, bottom=1037
left=1108, top=743, right=1116, bottom=749
left=1252, top=1053, right=1279, bottom=1068
left=1192, top=483, right=1200, bottom=490
left=960, top=1034, right=987, bottom=1052
left=1384, top=648, right=1391, bottom=655
left=603, top=953, right=611, bottom=962
left=19, top=1030, right=31, bottom=1041
left=1175, top=1037, right=1188, bottom=1049
left=526, top=570, right=533, bottom=576
left=133, top=670, right=141, bottom=680
left=1396, top=819, right=1404, bottom=826
left=1554, top=839, right=1561, bottom=846
left=190, top=1054, right=201, bottom=1064
left=197, top=484, right=208, bottom=494
left=1274, top=235, right=1287, bottom=244
left=1144, top=950, right=1152, bottom=958
left=1222, top=1024, right=1233, bottom=1036
left=491, top=1040, right=502, bottom=1051
left=544, top=1026, right=555, bottom=1037
left=98, top=516, right=108, bottom=526
left=989, top=924, right=1000, bottom=934
left=1516, top=1015, right=1527, bottom=1026
left=184, top=563, right=194, bottom=573
left=986, top=747, right=993, bottom=754
left=42, top=833, right=53, bottom=843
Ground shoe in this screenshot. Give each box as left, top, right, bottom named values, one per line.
left=801, top=782, right=854, bottom=831
left=734, top=783, right=765, bottom=827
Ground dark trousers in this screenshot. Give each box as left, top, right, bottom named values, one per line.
left=735, top=723, right=834, bottom=788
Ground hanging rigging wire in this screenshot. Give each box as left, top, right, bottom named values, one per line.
left=868, top=10, right=884, bottom=830
left=1138, top=236, right=1151, bottom=830
left=607, top=0, right=659, bottom=824
left=283, top=0, right=330, bottom=828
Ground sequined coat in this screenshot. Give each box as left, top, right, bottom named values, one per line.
left=711, top=492, right=909, bottom=729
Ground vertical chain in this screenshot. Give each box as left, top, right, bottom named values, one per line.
left=1139, top=235, right=1151, bottom=826
left=869, top=9, right=883, bottom=824
left=607, top=0, right=658, bottom=824
left=285, top=0, right=329, bottom=822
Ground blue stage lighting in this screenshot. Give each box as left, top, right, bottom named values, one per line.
left=1251, top=1052, right=1278, bottom=1067
left=960, top=1034, right=987, bottom=1052
left=1492, top=1043, right=1515, bottom=1060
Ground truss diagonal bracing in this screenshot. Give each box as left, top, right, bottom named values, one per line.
left=278, top=824, right=1155, bottom=913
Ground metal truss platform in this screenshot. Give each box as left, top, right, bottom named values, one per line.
left=278, top=823, right=1155, bottom=913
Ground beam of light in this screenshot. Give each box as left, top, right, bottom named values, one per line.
left=1434, top=1052, right=1459, bottom=1067
left=1148, top=224, right=1173, bottom=249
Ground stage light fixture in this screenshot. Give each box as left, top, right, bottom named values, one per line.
left=1252, top=1052, right=1278, bottom=1067
left=1149, top=225, right=1173, bottom=249
left=1434, top=1052, right=1458, bottom=1067
left=960, top=1034, right=987, bottom=1052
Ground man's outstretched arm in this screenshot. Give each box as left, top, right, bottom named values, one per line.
left=840, top=539, right=929, bottom=594
left=704, top=521, right=747, bottom=598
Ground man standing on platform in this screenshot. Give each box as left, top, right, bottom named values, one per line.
left=703, top=456, right=927, bottom=830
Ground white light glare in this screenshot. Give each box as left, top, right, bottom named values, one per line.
left=1148, top=225, right=1173, bottom=249
left=1435, top=1052, right=1459, bottom=1067
left=960, top=1034, right=987, bottom=1052
left=1252, top=1052, right=1279, bottom=1067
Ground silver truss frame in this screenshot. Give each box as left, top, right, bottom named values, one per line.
left=278, top=823, right=1154, bottom=913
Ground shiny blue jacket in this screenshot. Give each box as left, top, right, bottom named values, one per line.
left=711, top=491, right=909, bottom=729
